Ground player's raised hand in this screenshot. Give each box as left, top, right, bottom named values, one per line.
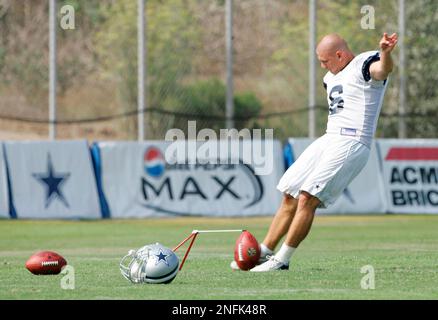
left=379, top=33, right=398, bottom=53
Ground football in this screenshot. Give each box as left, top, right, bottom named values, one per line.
left=234, top=230, right=261, bottom=271
left=25, top=251, right=67, bottom=275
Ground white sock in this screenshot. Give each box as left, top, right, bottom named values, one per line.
left=260, top=243, right=273, bottom=257
left=274, top=243, right=296, bottom=265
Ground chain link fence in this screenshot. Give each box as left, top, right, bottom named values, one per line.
left=0, top=0, right=436, bottom=141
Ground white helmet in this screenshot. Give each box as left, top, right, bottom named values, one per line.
left=119, top=243, right=179, bottom=284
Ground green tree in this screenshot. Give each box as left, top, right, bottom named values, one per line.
left=95, top=0, right=201, bottom=138
left=404, top=0, right=438, bottom=137
left=173, top=78, right=262, bottom=132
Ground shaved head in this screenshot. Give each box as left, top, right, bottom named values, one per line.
left=317, top=34, right=350, bottom=54
left=316, top=34, right=354, bottom=74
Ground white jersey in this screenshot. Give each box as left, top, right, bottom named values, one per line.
left=323, top=51, right=388, bottom=148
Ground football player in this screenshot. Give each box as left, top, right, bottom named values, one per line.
left=232, top=32, right=398, bottom=272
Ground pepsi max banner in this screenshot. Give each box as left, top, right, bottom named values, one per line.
left=286, top=138, right=387, bottom=214
left=0, top=144, right=10, bottom=218
left=95, top=140, right=284, bottom=218
left=4, top=141, right=101, bottom=219
left=377, top=139, right=438, bottom=214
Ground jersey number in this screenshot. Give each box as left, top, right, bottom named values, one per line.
left=329, top=85, right=344, bottom=115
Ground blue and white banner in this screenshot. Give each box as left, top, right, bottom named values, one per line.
left=0, top=144, right=10, bottom=218
left=377, top=139, right=438, bottom=214
left=286, top=138, right=387, bottom=214
left=4, top=141, right=101, bottom=219
left=96, top=140, right=284, bottom=218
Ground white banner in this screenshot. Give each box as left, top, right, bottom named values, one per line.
left=97, top=140, right=284, bottom=218
left=377, top=139, right=438, bottom=214
left=0, top=144, right=10, bottom=218
left=4, top=141, right=101, bottom=219
left=286, top=138, right=386, bottom=214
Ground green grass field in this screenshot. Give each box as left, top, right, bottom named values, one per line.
left=1, top=215, right=438, bottom=300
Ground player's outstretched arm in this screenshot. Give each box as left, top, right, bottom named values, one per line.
left=370, top=33, right=398, bottom=81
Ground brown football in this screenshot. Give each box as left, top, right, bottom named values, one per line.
left=25, top=251, right=67, bottom=275
left=234, top=231, right=261, bottom=271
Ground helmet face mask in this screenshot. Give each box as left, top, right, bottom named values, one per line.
left=120, top=243, right=179, bottom=284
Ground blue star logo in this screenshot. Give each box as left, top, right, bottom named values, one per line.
left=32, top=153, right=71, bottom=208
left=155, top=250, right=169, bottom=266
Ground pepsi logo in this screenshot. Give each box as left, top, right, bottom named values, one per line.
left=144, top=147, right=166, bottom=178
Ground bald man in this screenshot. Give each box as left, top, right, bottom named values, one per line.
left=231, top=33, right=398, bottom=272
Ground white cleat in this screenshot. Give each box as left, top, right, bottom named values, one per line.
left=249, top=256, right=289, bottom=272
left=230, top=254, right=270, bottom=271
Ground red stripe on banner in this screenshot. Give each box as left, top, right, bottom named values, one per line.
left=385, top=147, right=438, bottom=161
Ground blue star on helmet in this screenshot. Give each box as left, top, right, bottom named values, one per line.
left=155, top=249, right=169, bottom=266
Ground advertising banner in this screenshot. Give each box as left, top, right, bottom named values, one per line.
left=96, top=140, right=284, bottom=218
left=4, top=141, right=101, bottom=219
left=377, top=139, right=438, bottom=214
